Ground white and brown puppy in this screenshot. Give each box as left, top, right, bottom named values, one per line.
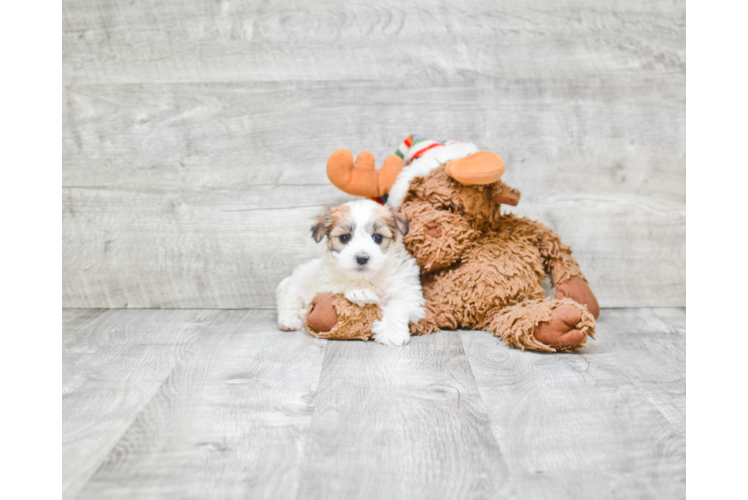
left=276, top=199, right=425, bottom=346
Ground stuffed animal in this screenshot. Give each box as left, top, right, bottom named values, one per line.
left=306, top=136, right=599, bottom=352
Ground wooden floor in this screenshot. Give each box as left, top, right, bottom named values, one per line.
left=62, top=307, right=685, bottom=500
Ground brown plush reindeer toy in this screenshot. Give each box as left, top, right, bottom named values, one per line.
left=305, top=136, right=599, bottom=352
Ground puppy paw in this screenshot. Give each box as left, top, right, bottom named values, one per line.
left=345, top=288, right=380, bottom=307
left=372, top=320, right=411, bottom=346
left=278, top=313, right=303, bottom=331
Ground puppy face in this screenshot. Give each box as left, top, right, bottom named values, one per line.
left=311, top=199, right=409, bottom=280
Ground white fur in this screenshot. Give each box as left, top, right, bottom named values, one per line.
left=387, top=141, right=479, bottom=208
left=276, top=199, right=425, bottom=346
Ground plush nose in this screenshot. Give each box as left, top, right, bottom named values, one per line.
left=356, top=253, right=369, bottom=266
left=426, top=222, right=443, bottom=238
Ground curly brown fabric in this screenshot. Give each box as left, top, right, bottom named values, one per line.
left=487, top=298, right=596, bottom=353
left=401, top=199, right=478, bottom=273
left=403, top=166, right=598, bottom=351
left=304, top=294, right=381, bottom=341
left=491, top=180, right=521, bottom=206
left=318, top=162, right=598, bottom=352
left=405, top=167, right=503, bottom=231
left=532, top=221, right=586, bottom=287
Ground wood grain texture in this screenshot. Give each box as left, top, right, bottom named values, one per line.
left=63, top=308, right=686, bottom=499
left=62, top=184, right=683, bottom=309
left=62, top=308, right=108, bottom=341
left=62, top=0, right=686, bottom=309
left=297, top=331, right=515, bottom=500
left=63, top=80, right=684, bottom=201
left=459, top=308, right=686, bottom=500
left=76, top=309, right=327, bottom=500
left=62, top=308, right=219, bottom=500
left=62, top=0, right=685, bottom=84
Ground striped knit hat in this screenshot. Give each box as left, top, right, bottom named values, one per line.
left=394, top=135, right=460, bottom=165
left=367, top=135, right=473, bottom=205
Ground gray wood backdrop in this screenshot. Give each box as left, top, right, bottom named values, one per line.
left=62, top=0, right=685, bottom=309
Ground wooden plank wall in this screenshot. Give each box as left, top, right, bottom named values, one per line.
left=62, top=0, right=686, bottom=309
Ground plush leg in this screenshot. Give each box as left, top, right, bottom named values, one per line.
left=409, top=233, right=547, bottom=336
left=409, top=301, right=440, bottom=336
left=303, top=293, right=381, bottom=341
left=408, top=269, right=469, bottom=336
left=486, top=298, right=596, bottom=353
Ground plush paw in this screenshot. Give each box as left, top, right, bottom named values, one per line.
left=345, top=288, right=380, bottom=307
left=555, top=277, right=600, bottom=319
left=372, top=320, right=411, bottom=346
left=534, top=304, right=585, bottom=348
left=306, top=293, right=338, bottom=333
left=278, top=312, right=303, bottom=331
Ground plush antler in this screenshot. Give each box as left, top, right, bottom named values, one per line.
left=327, top=150, right=404, bottom=197
left=445, top=151, right=506, bottom=186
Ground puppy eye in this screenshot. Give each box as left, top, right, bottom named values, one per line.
left=339, top=234, right=351, bottom=244
left=372, top=234, right=383, bottom=244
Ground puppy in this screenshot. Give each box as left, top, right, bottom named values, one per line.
left=276, top=199, right=425, bottom=346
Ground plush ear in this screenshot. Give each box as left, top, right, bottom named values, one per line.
left=311, top=209, right=331, bottom=243
left=444, top=151, right=506, bottom=185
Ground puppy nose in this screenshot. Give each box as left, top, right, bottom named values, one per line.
left=356, top=253, right=369, bottom=265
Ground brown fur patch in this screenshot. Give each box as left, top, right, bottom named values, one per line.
left=401, top=167, right=594, bottom=351
left=536, top=223, right=585, bottom=286
left=303, top=294, right=381, bottom=341
left=405, top=166, right=503, bottom=232
left=316, top=164, right=596, bottom=351
left=487, top=298, right=596, bottom=353
left=392, top=211, right=410, bottom=236
left=401, top=199, right=479, bottom=273
left=311, top=209, right=330, bottom=243
left=410, top=219, right=547, bottom=334
left=491, top=180, right=521, bottom=206
left=311, top=205, right=354, bottom=250
left=368, top=204, right=395, bottom=249
left=370, top=204, right=410, bottom=249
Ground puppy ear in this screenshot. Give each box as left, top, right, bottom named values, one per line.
left=311, top=209, right=331, bottom=243
left=392, top=212, right=410, bottom=236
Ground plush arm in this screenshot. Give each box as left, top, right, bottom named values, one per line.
left=532, top=221, right=600, bottom=319
left=532, top=222, right=585, bottom=286
left=304, top=293, right=381, bottom=341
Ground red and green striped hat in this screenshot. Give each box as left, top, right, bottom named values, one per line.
left=368, top=135, right=463, bottom=205
left=394, top=135, right=458, bottom=165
